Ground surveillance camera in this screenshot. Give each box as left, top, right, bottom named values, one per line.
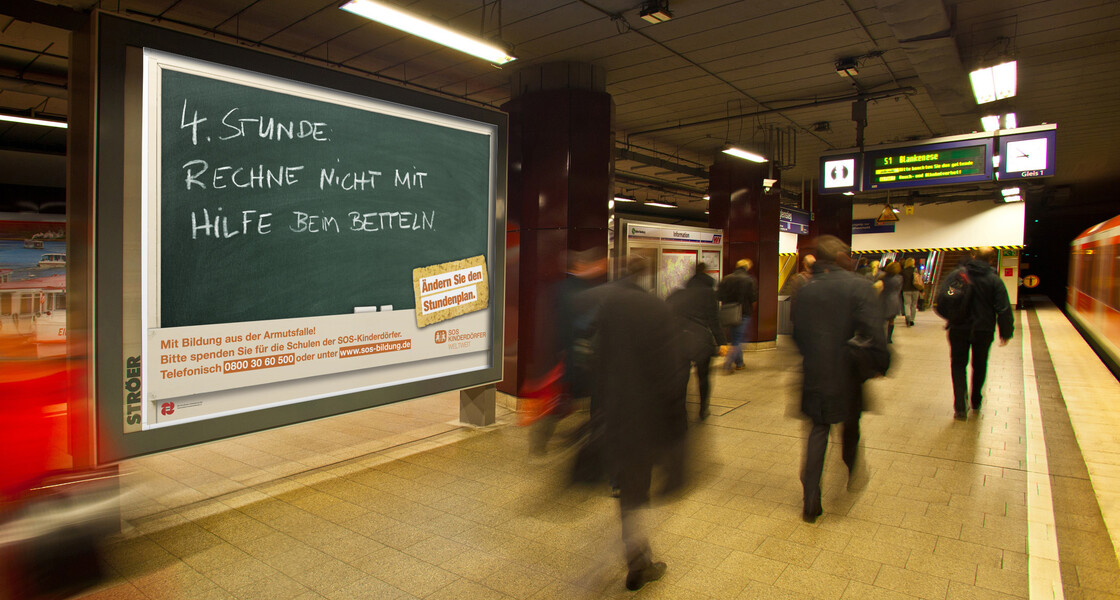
left=763, top=178, right=778, bottom=193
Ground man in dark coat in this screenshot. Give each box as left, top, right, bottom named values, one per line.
left=946, top=247, right=1014, bottom=420
left=717, top=258, right=758, bottom=373
left=667, top=262, right=727, bottom=420
left=792, top=236, right=889, bottom=523
left=595, top=257, right=689, bottom=591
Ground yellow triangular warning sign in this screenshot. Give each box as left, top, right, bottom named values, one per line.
left=876, top=205, right=900, bottom=224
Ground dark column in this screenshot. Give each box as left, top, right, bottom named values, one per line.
left=498, top=63, right=612, bottom=396
left=800, top=182, right=854, bottom=261
left=708, top=155, right=778, bottom=346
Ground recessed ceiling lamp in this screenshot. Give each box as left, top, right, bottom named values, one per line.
left=1002, top=194, right=1022, bottom=203
left=0, top=113, right=67, bottom=128
left=982, top=113, right=1018, bottom=132
left=843, top=191, right=855, bottom=196
left=340, top=0, right=516, bottom=65
left=639, top=0, right=672, bottom=23
left=722, top=146, right=767, bottom=163
left=969, top=60, right=1016, bottom=104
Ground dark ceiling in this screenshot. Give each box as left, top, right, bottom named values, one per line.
left=1, top=0, right=1118, bottom=212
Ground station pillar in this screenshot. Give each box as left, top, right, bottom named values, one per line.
left=800, top=184, right=854, bottom=261
left=498, top=63, right=612, bottom=397
left=708, top=155, right=779, bottom=346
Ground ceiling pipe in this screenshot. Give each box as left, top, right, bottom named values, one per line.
left=0, top=75, right=68, bottom=99
left=626, top=87, right=917, bottom=140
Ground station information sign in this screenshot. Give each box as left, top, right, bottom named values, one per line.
left=997, top=125, right=1056, bottom=180
left=864, top=138, right=994, bottom=190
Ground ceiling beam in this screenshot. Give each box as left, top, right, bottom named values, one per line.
left=0, top=0, right=87, bottom=31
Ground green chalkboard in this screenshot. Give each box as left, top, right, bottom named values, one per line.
left=159, top=68, right=492, bottom=328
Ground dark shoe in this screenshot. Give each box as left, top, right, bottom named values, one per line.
left=802, top=505, right=822, bottom=523
left=625, top=561, right=666, bottom=591
left=954, top=411, right=968, bottom=421
left=699, top=407, right=710, bottom=420
left=734, top=364, right=745, bottom=371
left=610, top=486, right=621, bottom=498
left=847, top=463, right=870, bottom=492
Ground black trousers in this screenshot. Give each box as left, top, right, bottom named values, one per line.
left=801, top=414, right=860, bottom=514
left=694, top=353, right=713, bottom=414
left=949, top=327, right=995, bottom=413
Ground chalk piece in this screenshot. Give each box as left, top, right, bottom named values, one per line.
left=354, top=306, right=379, bottom=313
left=413, top=255, right=489, bottom=328
left=380, top=305, right=393, bottom=311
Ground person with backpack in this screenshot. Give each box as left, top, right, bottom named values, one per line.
left=934, top=247, right=1014, bottom=420
left=717, top=259, right=758, bottom=373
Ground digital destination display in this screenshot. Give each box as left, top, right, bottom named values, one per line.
left=864, top=138, right=993, bottom=190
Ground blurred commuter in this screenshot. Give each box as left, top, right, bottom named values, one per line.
left=879, top=261, right=903, bottom=343
left=900, top=258, right=923, bottom=326
left=594, top=257, right=689, bottom=590
left=943, top=247, right=1014, bottom=420
left=864, top=259, right=882, bottom=281
left=717, top=258, right=757, bottom=373
left=792, top=236, right=889, bottom=523
left=667, top=262, right=727, bottom=420
left=788, top=253, right=816, bottom=319
left=531, top=249, right=608, bottom=454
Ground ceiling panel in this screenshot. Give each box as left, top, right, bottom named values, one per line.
left=0, top=0, right=1117, bottom=201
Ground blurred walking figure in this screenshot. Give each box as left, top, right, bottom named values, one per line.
left=595, top=257, right=689, bottom=590
left=901, top=258, right=923, bottom=326
left=878, top=261, right=903, bottom=343
left=530, top=249, right=608, bottom=454
left=667, top=262, right=727, bottom=420
left=792, top=236, right=889, bottom=523
left=717, top=258, right=757, bottom=373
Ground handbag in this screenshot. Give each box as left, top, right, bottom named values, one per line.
left=718, top=302, right=742, bottom=327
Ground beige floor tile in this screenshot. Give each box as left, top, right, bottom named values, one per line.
left=873, top=564, right=950, bottom=600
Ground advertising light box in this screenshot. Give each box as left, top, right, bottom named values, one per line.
left=864, top=136, right=993, bottom=190
left=95, top=16, right=506, bottom=460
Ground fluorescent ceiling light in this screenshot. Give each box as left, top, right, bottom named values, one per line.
left=0, top=114, right=67, bottom=129
left=1001, top=187, right=1021, bottom=197
left=969, top=60, right=1016, bottom=104
left=645, top=201, right=676, bottom=208
left=703, top=194, right=710, bottom=200
left=722, top=147, right=767, bottom=163
left=981, top=115, right=1001, bottom=132
left=613, top=196, right=636, bottom=202
left=639, top=1, right=672, bottom=23
left=340, top=0, right=516, bottom=65
left=608, top=199, right=615, bottom=210
left=1002, top=194, right=1022, bottom=203
left=843, top=191, right=855, bottom=196
left=1004, top=112, right=1017, bottom=129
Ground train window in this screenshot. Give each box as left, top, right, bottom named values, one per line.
left=1082, top=251, right=1098, bottom=300
left=1113, top=252, right=1120, bottom=309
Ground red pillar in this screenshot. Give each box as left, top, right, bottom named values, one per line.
left=708, top=155, right=779, bottom=345
left=499, top=64, right=612, bottom=396
left=800, top=183, right=854, bottom=263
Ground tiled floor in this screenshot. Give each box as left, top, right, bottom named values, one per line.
left=77, top=302, right=1120, bottom=599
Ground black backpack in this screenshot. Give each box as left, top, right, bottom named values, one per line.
left=934, top=268, right=973, bottom=324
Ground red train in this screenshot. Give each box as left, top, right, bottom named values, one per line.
left=1068, top=215, right=1120, bottom=373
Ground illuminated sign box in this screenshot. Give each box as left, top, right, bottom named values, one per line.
left=997, top=125, right=1056, bottom=180
left=818, top=152, right=862, bottom=194
left=864, top=135, right=994, bottom=190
